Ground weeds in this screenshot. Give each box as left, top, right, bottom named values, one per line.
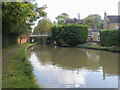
left=2, top=43, right=39, bottom=88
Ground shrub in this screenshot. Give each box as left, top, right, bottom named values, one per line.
left=100, top=29, right=120, bottom=46
left=51, top=24, right=88, bottom=46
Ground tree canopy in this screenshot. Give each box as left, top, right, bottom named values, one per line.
left=55, top=12, right=69, bottom=25
left=2, top=2, right=47, bottom=48
left=2, top=2, right=47, bottom=35
left=33, top=18, right=53, bottom=34
left=55, top=13, right=102, bottom=29
left=83, top=14, right=102, bottom=29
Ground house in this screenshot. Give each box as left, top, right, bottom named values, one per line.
left=88, top=29, right=100, bottom=42
left=65, top=18, right=100, bottom=42
left=103, top=12, right=120, bottom=29
left=17, top=33, right=30, bottom=44
left=88, top=12, right=120, bottom=42
left=65, top=18, right=78, bottom=24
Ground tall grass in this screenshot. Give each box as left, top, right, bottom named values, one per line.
left=2, top=43, right=39, bottom=88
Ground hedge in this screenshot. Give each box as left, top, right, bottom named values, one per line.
left=51, top=24, right=88, bottom=46
left=2, top=33, right=18, bottom=48
left=100, top=29, right=120, bottom=46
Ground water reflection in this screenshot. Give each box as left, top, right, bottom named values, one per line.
left=28, top=45, right=119, bottom=88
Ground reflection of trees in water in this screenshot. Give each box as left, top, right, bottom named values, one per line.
left=32, top=45, right=53, bottom=64
left=31, top=45, right=118, bottom=75
left=119, top=54, right=120, bottom=75
left=51, top=48, right=88, bottom=70
left=84, top=50, right=100, bottom=71
left=99, top=52, right=118, bottom=76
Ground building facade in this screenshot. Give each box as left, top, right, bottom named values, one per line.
left=17, top=33, right=30, bottom=44
left=103, top=12, right=120, bottom=29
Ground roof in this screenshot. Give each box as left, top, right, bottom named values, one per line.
left=65, top=18, right=78, bottom=24
left=88, top=29, right=100, bottom=34
left=107, top=16, right=120, bottom=23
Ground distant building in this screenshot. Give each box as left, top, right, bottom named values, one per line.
left=103, top=12, right=120, bottom=29
left=88, top=29, right=100, bottom=42
left=17, top=33, right=30, bottom=44
left=65, top=18, right=78, bottom=24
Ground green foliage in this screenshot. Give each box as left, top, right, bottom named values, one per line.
left=100, top=29, right=120, bottom=46
left=2, top=44, right=39, bottom=88
left=56, top=12, right=69, bottom=25
left=2, top=2, right=47, bottom=48
left=83, top=14, right=102, bottom=29
left=33, top=18, right=53, bottom=43
left=33, top=18, right=53, bottom=34
left=3, top=2, right=33, bottom=34
left=35, top=5, right=47, bottom=18
left=78, top=43, right=120, bottom=52
left=2, top=34, right=18, bottom=48
left=51, top=24, right=88, bottom=46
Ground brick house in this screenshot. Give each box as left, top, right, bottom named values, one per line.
left=17, top=33, right=30, bottom=44
left=103, top=12, right=120, bottom=29
left=65, top=18, right=78, bottom=24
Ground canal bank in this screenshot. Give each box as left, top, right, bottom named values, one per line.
left=59, top=43, right=120, bottom=53
left=2, top=43, right=39, bottom=88
left=77, top=43, right=120, bottom=53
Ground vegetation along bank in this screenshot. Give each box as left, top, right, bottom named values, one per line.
left=2, top=43, right=39, bottom=88
left=77, top=43, right=120, bottom=53
left=51, top=26, right=120, bottom=53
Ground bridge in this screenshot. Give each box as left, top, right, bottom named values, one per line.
left=30, top=34, right=51, bottom=37
left=30, top=34, right=51, bottom=43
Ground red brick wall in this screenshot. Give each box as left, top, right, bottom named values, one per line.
left=17, top=33, right=30, bottom=44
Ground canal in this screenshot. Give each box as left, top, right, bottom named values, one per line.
left=28, top=45, right=119, bottom=88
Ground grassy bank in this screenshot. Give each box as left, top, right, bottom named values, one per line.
left=2, top=43, right=39, bottom=88
left=77, top=43, right=120, bottom=53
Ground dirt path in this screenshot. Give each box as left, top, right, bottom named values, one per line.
left=2, top=45, right=20, bottom=66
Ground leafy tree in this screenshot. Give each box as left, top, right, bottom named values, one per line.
left=2, top=2, right=47, bottom=34
left=2, top=2, right=47, bottom=48
left=53, top=21, right=57, bottom=25
left=33, top=18, right=53, bottom=34
left=56, top=13, right=69, bottom=25
left=83, top=14, right=102, bottom=29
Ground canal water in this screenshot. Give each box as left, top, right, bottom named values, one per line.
left=28, top=45, right=119, bottom=88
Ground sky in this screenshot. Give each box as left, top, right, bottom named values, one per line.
left=31, top=0, right=119, bottom=29
left=35, top=0, right=119, bottom=22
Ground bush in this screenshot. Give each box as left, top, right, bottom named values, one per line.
left=100, top=29, right=120, bottom=46
left=2, top=34, right=18, bottom=48
left=51, top=24, right=88, bottom=46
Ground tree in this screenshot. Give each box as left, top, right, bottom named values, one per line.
left=2, top=2, right=47, bottom=48
left=33, top=18, right=53, bottom=34
left=56, top=13, right=69, bottom=25
left=3, top=2, right=47, bottom=34
left=33, top=18, right=53, bottom=43
left=83, top=14, right=102, bottom=29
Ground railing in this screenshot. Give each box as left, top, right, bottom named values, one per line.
left=30, top=34, right=51, bottom=37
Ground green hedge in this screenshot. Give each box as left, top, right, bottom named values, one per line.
left=100, top=29, right=120, bottom=46
left=51, top=24, right=88, bottom=46
left=2, top=34, right=18, bottom=48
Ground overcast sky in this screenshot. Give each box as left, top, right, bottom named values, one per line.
left=35, top=0, right=119, bottom=22
left=31, top=0, right=119, bottom=29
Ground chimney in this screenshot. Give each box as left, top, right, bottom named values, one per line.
left=104, top=12, right=107, bottom=17
left=78, top=13, right=80, bottom=20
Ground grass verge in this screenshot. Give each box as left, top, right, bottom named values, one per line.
left=2, top=43, right=39, bottom=88
left=77, top=43, right=120, bottom=53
